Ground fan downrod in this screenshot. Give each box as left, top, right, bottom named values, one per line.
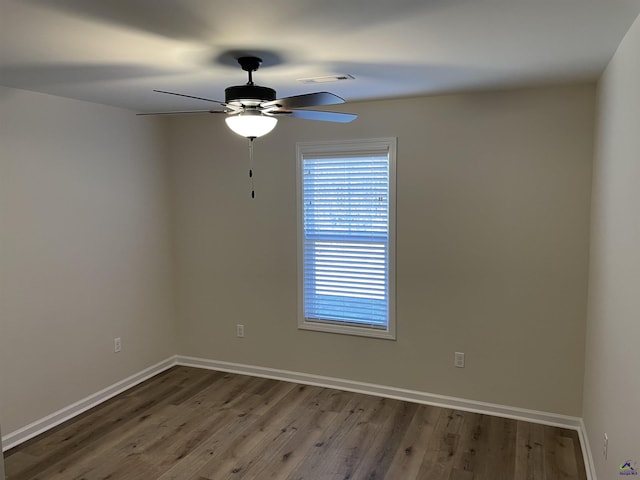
left=237, top=56, right=262, bottom=85
left=225, top=56, right=275, bottom=104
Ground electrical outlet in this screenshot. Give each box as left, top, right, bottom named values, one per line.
left=603, top=433, right=608, bottom=459
left=236, top=324, right=245, bottom=338
left=114, top=337, right=122, bottom=353
left=454, top=352, right=465, bottom=368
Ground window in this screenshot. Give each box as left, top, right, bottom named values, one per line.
left=297, top=138, right=396, bottom=339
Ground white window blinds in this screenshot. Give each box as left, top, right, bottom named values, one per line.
left=298, top=139, right=396, bottom=337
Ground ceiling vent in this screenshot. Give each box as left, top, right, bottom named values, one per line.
left=297, top=74, right=355, bottom=84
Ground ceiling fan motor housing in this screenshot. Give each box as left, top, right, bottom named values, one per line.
left=148, top=54, right=356, bottom=123
left=225, top=85, right=276, bottom=106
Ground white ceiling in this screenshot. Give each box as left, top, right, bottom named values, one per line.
left=1, top=0, right=639, bottom=112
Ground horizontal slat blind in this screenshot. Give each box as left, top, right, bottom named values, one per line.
left=302, top=153, right=390, bottom=328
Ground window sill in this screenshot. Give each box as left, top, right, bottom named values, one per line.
left=298, top=319, right=396, bottom=340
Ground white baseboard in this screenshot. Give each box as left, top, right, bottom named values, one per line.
left=2, top=356, right=177, bottom=451
left=1, top=354, right=597, bottom=480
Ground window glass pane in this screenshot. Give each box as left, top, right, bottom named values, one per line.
left=302, top=152, right=390, bottom=328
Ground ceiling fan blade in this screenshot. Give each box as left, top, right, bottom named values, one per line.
left=153, top=89, right=228, bottom=106
left=136, top=110, right=226, bottom=116
left=275, top=109, right=357, bottom=123
left=261, top=92, right=345, bottom=110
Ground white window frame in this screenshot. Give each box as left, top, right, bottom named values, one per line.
left=296, top=138, right=397, bottom=340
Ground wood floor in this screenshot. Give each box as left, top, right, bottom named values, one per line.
left=4, top=366, right=587, bottom=480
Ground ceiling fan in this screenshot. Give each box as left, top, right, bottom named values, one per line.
left=140, top=56, right=357, bottom=138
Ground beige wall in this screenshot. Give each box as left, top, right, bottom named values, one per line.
left=0, top=80, right=596, bottom=444
left=0, top=87, right=176, bottom=434
left=169, top=84, right=595, bottom=416
left=584, top=13, right=640, bottom=479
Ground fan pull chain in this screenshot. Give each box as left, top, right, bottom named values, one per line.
left=248, top=137, right=255, bottom=199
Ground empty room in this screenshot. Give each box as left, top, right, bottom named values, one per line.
left=1, top=1, right=639, bottom=479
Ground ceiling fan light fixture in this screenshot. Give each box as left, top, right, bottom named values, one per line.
left=225, top=111, right=277, bottom=138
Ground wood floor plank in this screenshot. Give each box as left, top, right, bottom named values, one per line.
left=3, top=367, right=589, bottom=480
left=382, top=404, right=440, bottom=480
left=571, top=430, right=588, bottom=480
left=327, top=396, right=400, bottom=479
left=34, top=403, right=187, bottom=480
left=219, top=387, right=345, bottom=479
left=480, top=414, right=518, bottom=480
left=448, top=410, right=487, bottom=479
left=5, top=383, right=186, bottom=480
left=281, top=392, right=382, bottom=479
left=514, top=420, right=546, bottom=480
left=195, top=385, right=325, bottom=479
left=154, top=407, right=260, bottom=480
left=347, top=398, right=420, bottom=479
left=415, top=408, right=465, bottom=480
left=544, top=427, right=582, bottom=480
left=158, top=384, right=319, bottom=480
